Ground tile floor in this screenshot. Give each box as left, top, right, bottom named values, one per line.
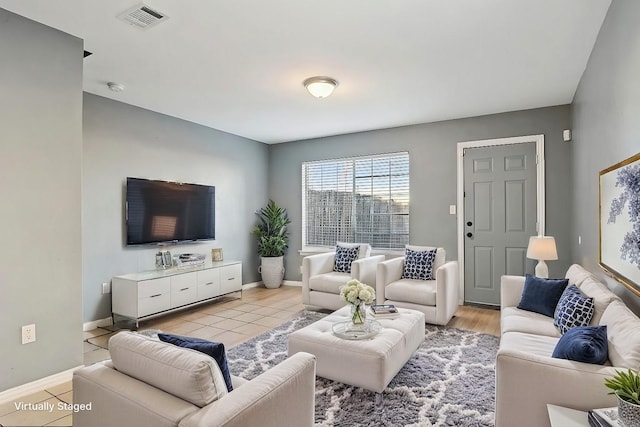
left=0, top=285, right=500, bottom=427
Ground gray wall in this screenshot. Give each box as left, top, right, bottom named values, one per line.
left=571, top=0, right=640, bottom=312
left=0, top=10, right=83, bottom=391
left=83, top=94, right=269, bottom=322
left=269, top=105, right=573, bottom=283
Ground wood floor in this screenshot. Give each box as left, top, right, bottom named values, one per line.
left=1, top=285, right=501, bottom=427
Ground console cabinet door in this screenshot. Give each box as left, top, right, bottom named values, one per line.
left=197, top=268, right=221, bottom=299
left=138, top=278, right=171, bottom=317
left=171, top=272, right=198, bottom=308
left=220, top=264, right=242, bottom=294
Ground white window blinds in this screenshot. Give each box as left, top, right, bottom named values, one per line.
left=302, top=152, right=409, bottom=250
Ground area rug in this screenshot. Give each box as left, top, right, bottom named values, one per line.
left=226, top=311, right=499, bottom=427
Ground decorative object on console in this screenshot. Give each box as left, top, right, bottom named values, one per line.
left=517, top=274, right=568, bottom=317
left=211, top=248, right=223, bottom=262
left=526, top=235, right=558, bottom=278
left=339, top=279, right=375, bottom=325
left=605, top=368, right=640, bottom=427
left=599, top=152, right=640, bottom=297
left=252, top=200, right=291, bottom=289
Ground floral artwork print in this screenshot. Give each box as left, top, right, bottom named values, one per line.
left=607, top=163, right=640, bottom=268
left=600, top=153, right=640, bottom=295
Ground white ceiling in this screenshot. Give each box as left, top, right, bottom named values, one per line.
left=0, top=0, right=611, bottom=144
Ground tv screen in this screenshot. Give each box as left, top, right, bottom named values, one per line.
left=126, top=177, right=215, bottom=245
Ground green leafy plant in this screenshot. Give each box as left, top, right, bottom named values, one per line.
left=252, top=200, right=291, bottom=257
left=605, top=368, right=640, bottom=405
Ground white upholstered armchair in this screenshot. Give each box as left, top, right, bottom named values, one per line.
left=302, top=243, right=385, bottom=310
left=376, top=246, right=459, bottom=325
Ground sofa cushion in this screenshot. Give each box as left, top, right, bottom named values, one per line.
left=517, top=275, right=568, bottom=317
left=109, top=331, right=228, bottom=407
left=501, top=307, right=561, bottom=337
left=552, top=325, right=608, bottom=365
left=309, top=271, right=351, bottom=294
left=499, top=331, right=559, bottom=358
left=385, top=279, right=437, bottom=306
left=334, top=245, right=360, bottom=273
left=553, top=285, right=595, bottom=334
left=158, top=333, right=233, bottom=392
left=402, top=248, right=438, bottom=280
left=406, top=245, right=446, bottom=273
left=565, top=264, right=597, bottom=287
left=600, top=300, right=640, bottom=369
left=579, top=278, right=620, bottom=325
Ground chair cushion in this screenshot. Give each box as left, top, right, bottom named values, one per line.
left=158, top=333, right=233, bottom=392
left=334, top=245, right=360, bottom=273
left=336, top=241, right=372, bottom=258
left=385, top=279, right=437, bottom=306
left=517, top=275, right=568, bottom=317
left=309, top=271, right=351, bottom=294
left=552, top=325, right=608, bottom=365
left=553, top=285, right=595, bottom=334
left=402, top=248, right=438, bottom=280
left=406, top=245, right=446, bottom=272
left=109, top=331, right=228, bottom=407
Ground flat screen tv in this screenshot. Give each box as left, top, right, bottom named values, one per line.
left=126, top=177, right=215, bottom=245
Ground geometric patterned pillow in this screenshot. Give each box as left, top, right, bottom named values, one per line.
left=401, top=248, right=438, bottom=280
left=553, top=284, right=595, bottom=334
left=334, top=245, right=360, bottom=273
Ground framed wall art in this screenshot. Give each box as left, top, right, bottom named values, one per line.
left=211, top=248, right=224, bottom=262
left=599, top=152, right=640, bottom=296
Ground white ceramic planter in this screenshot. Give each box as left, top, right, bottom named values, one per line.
left=259, top=256, right=284, bottom=289
left=618, top=396, right=640, bottom=427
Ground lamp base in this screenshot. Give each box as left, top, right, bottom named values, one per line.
left=535, top=260, right=549, bottom=278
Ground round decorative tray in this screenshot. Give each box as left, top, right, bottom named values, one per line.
left=332, top=320, right=382, bottom=340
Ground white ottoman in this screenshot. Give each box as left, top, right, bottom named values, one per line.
left=287, top=306, right=425, bottom=393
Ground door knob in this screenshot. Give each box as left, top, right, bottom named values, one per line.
left=466, top=232, right=473, bottom=238
left=466, top=221, right=473, bottom=227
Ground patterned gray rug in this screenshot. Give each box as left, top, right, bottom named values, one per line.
left=226, top=311, right=498, bottom=427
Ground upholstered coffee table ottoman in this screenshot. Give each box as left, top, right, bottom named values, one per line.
left=287, top=306, right=425, bottom=392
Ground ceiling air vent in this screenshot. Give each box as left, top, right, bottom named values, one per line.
left=117, top=3, right=168, bottom=30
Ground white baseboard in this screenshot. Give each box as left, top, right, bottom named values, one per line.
left=242, top=281, right=262, bottom=290
left=283, top=280, right=302, bottom=287
left=244, top=280, right=302, bottom=289
left=0, top=366, right=83, bottom=405
left=83, top=316, right=113, bottom=332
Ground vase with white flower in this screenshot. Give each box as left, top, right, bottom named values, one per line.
left=340, top=279, right=376, bottom=326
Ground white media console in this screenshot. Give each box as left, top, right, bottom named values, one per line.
left=112, top=261, right=242, bottom=327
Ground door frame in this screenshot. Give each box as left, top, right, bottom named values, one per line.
left=456, top=134, right=546, bottom=304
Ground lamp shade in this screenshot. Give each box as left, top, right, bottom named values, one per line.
left=303, top=76, right=338, bottom=98
left=526, top=236, right=558, bottom=261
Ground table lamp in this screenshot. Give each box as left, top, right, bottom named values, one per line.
left=526, top=236, right=558, bottom=278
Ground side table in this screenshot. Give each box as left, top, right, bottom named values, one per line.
left=547, top=404, right=588, bottom=427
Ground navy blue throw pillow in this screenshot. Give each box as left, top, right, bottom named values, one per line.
left=158, top=333, right=233, bottom=392
left=552, top=325, right=608, bottom=365
left=517, top=275, right=568, bottom=317
left=334, top=245, right=360, bottom=273
left=402, top=248, right=438, bottom=280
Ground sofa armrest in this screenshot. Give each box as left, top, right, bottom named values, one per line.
left=352, top=255, right=385, bottom=287
left=180, top=352, right=317, bottom=427
left=302, top=252, right=336, bottom=304
left=434, top=261, right=459, bottom=325
left=495, top=348, right=617, bottom=427
left=375, top=257, right=405, bottom=304
left=500, top=275, right=526, bottom=310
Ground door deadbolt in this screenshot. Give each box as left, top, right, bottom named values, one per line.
left=466, top=232, right=473, bottom=238
left=466, top=221, right=473, bottom=227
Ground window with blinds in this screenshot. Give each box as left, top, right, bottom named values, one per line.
left=302, top=152, right=409, bottom=250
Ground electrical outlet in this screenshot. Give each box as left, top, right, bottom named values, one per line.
left=22, top=324, right=36, bottom=344
left=102, top=282, right=111, bottom=294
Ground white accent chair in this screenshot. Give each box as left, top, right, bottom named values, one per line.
left=302, top=243, right=385, bottom=310
left=376, top=246, right=459, bottom=325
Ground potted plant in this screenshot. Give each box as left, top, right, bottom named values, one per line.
left=252, top=200, right=291, bottom=289
left=605, top=368, right=640, bottom=427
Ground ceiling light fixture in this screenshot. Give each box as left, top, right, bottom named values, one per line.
left=303, top=76, right=338, bottom=98
left=107, top=82, right=125, bottom=92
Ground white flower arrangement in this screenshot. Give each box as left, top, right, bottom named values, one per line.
left=340, top=279, right=376, bottom=306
